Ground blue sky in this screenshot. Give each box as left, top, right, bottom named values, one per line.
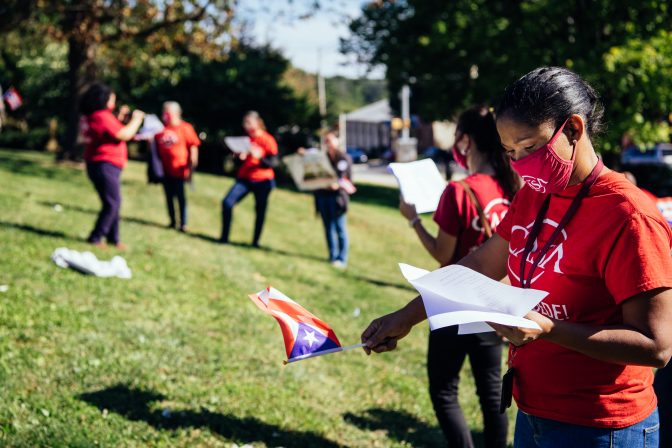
left=239, top=0, right=385, bottom=79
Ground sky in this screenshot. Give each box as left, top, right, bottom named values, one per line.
left=239, top=0, right=385, bottom=79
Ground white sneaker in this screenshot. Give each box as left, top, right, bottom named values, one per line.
left=331, top=260, right=347, bottom=270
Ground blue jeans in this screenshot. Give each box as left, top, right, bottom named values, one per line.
left=221, top=179, right=275, bottom=246
left=514, top=409, right=659, bottom=448
left=163, top=176, right=187, bottom=227
left=315, top=194, right=348, bottom=263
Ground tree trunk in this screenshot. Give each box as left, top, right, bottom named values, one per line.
left=59, top=34, right=97, bottom=161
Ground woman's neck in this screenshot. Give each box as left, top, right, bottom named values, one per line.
left=567, top=144, right=601, bottom=186
left=468, top=152, right=496, bottom=176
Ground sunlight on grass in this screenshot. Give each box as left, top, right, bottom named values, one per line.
left=0, top=149, right=514, bottom=447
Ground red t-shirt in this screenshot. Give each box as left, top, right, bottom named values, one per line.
left=155, top=121, right=201, bottom=179
left=433, top=173, right=511, bottom=265
left=237, top=130, right=278, bottom=182
left=497, top=170, right=672, bottom=428
left=84, top=109, right=127, bottom=168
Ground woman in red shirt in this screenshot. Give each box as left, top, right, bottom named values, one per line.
left=361, top=67, right=672, bottom=447
left=398, top=106, right=518, bottom=447
left=220, top=111, right=278, bottom=247
left=80, top=83, right=144, bottom=248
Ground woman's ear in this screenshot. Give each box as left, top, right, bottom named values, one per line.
left=566, top=114, right=585, bottom=144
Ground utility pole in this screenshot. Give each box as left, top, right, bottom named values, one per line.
left=317, top=49, right=327, bottom=150
left=395, top=84, right=417, bottom=161
left=401, top=84, right=410, bottom=141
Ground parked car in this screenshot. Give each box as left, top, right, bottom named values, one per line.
left=621, top=143, right=672, bottom=166
left=347, top=147, right=369, bottom=164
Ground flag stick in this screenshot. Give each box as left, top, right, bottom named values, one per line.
left=283, top=343, right=366, bottom=364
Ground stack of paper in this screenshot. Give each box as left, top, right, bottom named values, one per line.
left=388, top=159, right=447, bottom=214
left=225, top=136, right=251, bottom=154
left=400, top=263, right=548, bottom=334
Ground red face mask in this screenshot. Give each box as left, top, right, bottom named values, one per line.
left=510, top=118, right=575, bottom=194
left=162, top=112, right=172, bottom=125
left=451, top=135, right=469, bottom=169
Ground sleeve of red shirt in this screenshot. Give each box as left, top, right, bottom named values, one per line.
left=100, top=111, right=124, bottom=139
left=602, top=212, right=672, bottom=304
left=184, top=123, right=201, bottom=147
left=495, top=188, right=520, bottom=241
left=433, top=183, right=462, bottom=237
left=259, top=132, right=278, bottom=156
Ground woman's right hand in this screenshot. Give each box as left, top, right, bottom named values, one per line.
left=361, top=308, right=415, bottom=355
left=132, top=109, right=145, bottom=122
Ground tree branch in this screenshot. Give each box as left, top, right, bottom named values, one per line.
left=101, top=0, right=212, bottom=43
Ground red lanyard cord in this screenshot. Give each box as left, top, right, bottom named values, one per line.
left=518, top=158, right=604, bottom=289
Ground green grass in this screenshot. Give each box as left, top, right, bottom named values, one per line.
left=0, top=149, right=515, bottom=447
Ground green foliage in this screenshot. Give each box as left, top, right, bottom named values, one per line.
left=342, top=0, right=672, bottom=149
left=0, top=149, right=516, bottom=446
left=603, top=31, right=672, bottom=148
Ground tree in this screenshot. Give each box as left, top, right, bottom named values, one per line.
left=0, top=0, right=235, bottom=159
left=342, top=0, right=672, bottom=149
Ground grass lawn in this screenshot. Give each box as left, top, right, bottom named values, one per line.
left=0, top=149, right=515, bottom=447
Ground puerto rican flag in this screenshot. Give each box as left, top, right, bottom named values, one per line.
left=249, top=287, right=342, bottom=362
left=3, top=87, right=23, bottom=111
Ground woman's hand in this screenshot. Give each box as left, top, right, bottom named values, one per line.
left=131, top=109, right=145, bottom=122
left=488, top=311, right=554, bottom=346
left=250, top=144, right=264, bottom=160
left=399, top=197, right=418, bottom=220
left=361, top=309, right=415, bottom=354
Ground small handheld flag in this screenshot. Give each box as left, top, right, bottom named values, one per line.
left=3, top=87, right=23, bottom=111
left=248, top=287, right=364, bottom=363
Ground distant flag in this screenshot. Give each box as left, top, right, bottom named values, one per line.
left=3, top=87, right=23, bottom=111
left=248, top=287, right=363, bottom=363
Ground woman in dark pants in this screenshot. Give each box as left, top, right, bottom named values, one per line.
left=220, top=111, right=278, bottom=247
left=80, top=82, right=144, bottom=249
left=398, top=106, right=519, bottom=447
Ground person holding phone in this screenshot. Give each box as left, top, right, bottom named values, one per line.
left=361, top=67, right=672, bottom=447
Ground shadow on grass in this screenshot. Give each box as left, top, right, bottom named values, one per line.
left=78, top=384, right=343, bottom=448
left=189, top=233, right=327, bottom=262
left=0, top=221, right=82, bottom=243
left=344, top=408, right=463, bottom=448
left=38, top=201, right=167, bottom=230
left=0, top=152, right=82, bottom=181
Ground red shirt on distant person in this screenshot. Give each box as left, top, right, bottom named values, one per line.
left=155, top=121, right=201, bottom=179
left=84, top=109, right=127, bottom=168
left=237, top=130, right=278, bottom=182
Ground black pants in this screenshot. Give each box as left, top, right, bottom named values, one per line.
left=86, top=161, right=122, bottom=244
left=221, top=179, right=275, bottom=246
left=163, top=176, right=187, bottom=227
left=428, top=327, right=508, bottom=448
left=655, top=362, right=672, bottom=448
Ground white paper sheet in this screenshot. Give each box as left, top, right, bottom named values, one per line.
left=388, top=159, right=447, bottom=214
left=399, top=263, right=548, bottom=334
left=225, top=136, right=251, bottom=153
left=135, top=114, right=164, bottom=140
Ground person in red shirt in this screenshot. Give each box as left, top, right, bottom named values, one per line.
left=80, top=82, right=144, bottom=249
left=155, top=101, right=201, bottom=232
left=398, top=106, right=518, bottom=448
left=220, top=111, right=278, bottom=247
left=361, top=67, right=672, bottom=448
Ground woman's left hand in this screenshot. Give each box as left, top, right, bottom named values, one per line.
left=250, top=144, right=264, bottom=160
left=488, top=311, right=554, bottom=346
left=399, top=197, right=418, bottom=220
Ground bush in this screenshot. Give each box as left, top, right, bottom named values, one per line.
left=0, top=127, right=50, bottom=151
